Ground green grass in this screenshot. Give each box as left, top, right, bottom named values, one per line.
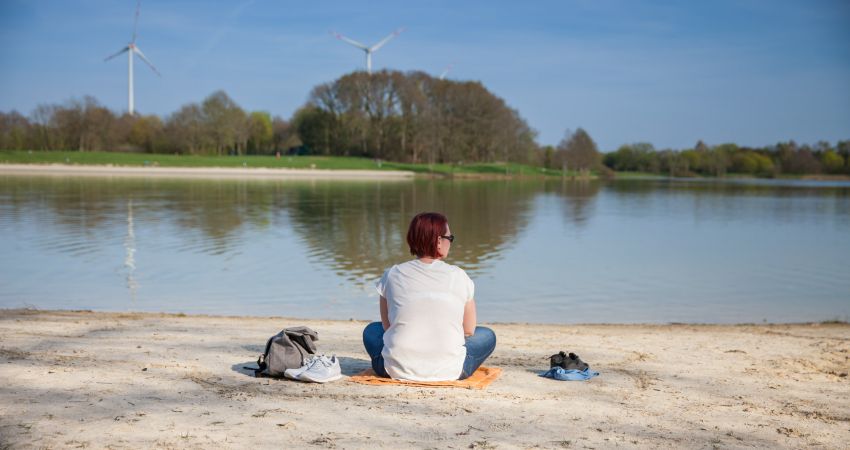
left=1, top=150, right=383, bottom=170
left=0, top=150, right=579, bottom=178
left=610, top=171, right=666, bottom=179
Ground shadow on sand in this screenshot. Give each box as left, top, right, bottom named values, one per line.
left=230, top=356, right=370, bottom=379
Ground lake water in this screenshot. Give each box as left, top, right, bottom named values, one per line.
left=1, top=174, right=848, bottom=324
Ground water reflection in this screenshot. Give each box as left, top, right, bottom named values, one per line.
left=285, top=180, right=542, bottom=279
left=0, top=176, right=548, bottom=279
left=604, top=178, right=850, bottom=226
left=547, top=180, right=602, bottom=228
left=124, top=199, right=138, bottom=303
left=1, top=174, right=848, bottom=323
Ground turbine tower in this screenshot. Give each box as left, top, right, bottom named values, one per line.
left=332, top=28, right=404, bottom=74
left=105, top=0, right=160, bottom=115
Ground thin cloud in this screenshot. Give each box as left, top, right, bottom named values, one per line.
left=183, top=0, right=255, bottom=72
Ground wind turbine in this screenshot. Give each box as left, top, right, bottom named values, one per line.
left=104, top=0, right=160, bottom=115
left=332, top=28, right=404, bottom=74
left=439, top=63, right=454, bottom=80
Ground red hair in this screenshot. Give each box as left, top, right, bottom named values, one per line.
left=407, top=212, right=448, bottom=258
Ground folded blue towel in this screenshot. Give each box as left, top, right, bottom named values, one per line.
left=540, top=367, right=599, bottom=381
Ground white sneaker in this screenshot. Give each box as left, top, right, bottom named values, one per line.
left=283, top=355, right=320, bottom=380
left=297, top=355, right=342, bottom=383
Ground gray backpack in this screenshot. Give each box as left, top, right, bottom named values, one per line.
left=252, top=326, right=319, bottom=377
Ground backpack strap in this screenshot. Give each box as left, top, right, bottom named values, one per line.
left=244, top=334, right=277, bottom=377
left=255, top=354, right=268, bottom=377
left=242, top=354, right=269, bottom=377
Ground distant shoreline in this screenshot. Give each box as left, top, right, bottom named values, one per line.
left=0, top=163, right=415, bottom=180
left=3, top=160, right=848, bottom=182
left=612, top=171, right=850, bottom=182
left=0, top=151, right=571, bottom=179
left=0, top=161, right=584, bottom=181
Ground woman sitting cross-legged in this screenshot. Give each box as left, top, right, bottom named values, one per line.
left=363, top=212, right=497, bottom=381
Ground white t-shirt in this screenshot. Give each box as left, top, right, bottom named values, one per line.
left=375, top=259, right=475, bottom=381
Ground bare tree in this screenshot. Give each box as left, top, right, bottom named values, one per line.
left=200, top=91, right=246, bottom=155
left=270, top=116, right=298, bottom=153
left=30, top=104, right=61, bottom=150
left=0, top=111, right=31, bottom=150
left=557, top=128, right=600, bottom=175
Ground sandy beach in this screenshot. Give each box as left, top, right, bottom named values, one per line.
left=0, top=310, right=847, bottom=449
left=0, top=163, right=415, bottom=180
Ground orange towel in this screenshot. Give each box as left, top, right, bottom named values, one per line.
left=348, top=366, right=502, bottom=390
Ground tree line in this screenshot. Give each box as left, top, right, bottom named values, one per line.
left=0, top=70, right=540, bottom=165
left=602, top=140, right=850, bottom=176
left=0, top=92, right=298, bottom=156
left=0, top=69, right=847, bottom=176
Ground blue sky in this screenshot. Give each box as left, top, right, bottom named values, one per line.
left=0, top=0, right=848, bottom=150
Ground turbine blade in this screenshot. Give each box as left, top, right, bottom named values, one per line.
left=133, top=47, right=161, bottom=76
left=331, top=31, right=368, bottom=50
left=370, top=27, right=404, bottom=52
left=132, top=0, right=141, bottom=43
left=439, top=64, right=453, bottom=80
left=104, top=46, right=130, bottom=62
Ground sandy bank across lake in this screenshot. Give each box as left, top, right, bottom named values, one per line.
left=0, top=163, right=415, bottom=180
left=0, top=309, right=848, bottom=449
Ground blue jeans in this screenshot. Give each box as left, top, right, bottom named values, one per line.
left=362, top=322, right=497, bottom=380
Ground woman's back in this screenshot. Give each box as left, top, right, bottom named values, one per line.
left=362, top=211, right=495, bottom=381
left=377, top=259, right=474, bottom=381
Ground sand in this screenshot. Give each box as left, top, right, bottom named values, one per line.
left=0, top=310, right=847, bottom=449
left=0, top=163, right=415, bottom=180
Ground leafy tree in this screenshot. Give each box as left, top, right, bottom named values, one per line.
left=296, top=70, right=536, bottom=164
left=128, top=115, right=164, bottom=152
left=709, top=143, right=736, bottom=176
left=603, top=142, right=658, bottom=172
left=247, top=111, right=273, bottom=154
left=821, top=150, right=845, bottom=174
left=657, top=149, right=689, bottom=176
left=837, top=141, right=850, bottom=173
left=292, top=105, right=332, bottom=155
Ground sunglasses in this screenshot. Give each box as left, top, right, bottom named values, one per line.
left=440, top=234, right=455, bottom=243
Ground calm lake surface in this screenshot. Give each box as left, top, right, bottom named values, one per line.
left=1, top=174, right=848, bottom=324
